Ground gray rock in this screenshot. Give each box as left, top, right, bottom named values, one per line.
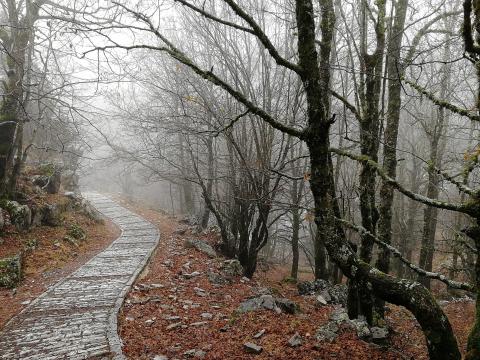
left=184, top=239, right=216, bottom=258
left=42, top=204, right=62, bottom=227
left=315, top=295, right=328, bottom=307
left=200, top=312, right=213, bottom=320
left=330, top=308, right=349, bottom=323
left=329, top=284, right=348, bottom=306
left=207, top=271, right=229, bottom=285
left=190, top=321, right=208, bottom=327
left=183, top=349, right=206, bottom=358
left=30, top=205, right=43, bottom=227
left=6, top=201, right=31, bottom=231
left=238, top=296, right=299, bottom=314
left=61, top=170, right=79, bottom=192
left=145, top=318, right=155, bottom=326
left=319, top=289, right=332, bottom=303
left=32, top=175, right=49, bottom=188
left=222, top=259, right=243, bottom=277
left=46, top=170, right=62, bottom=194
left=275, top=297, right=299, bottom=314
left=166, top=322, right=183, bottom=330
left=243, top=342, right=263, bottom=354
left=287, top=332, right=303, bottom=347
left=253, top=329, right=266, bottom=339
left=260, top=294, right=275, bottom=310
left=297, top=279, right=347, bottom=306
left=350, top=319, right=371, bottom=339
left=238, top=297, right=263, bottom=313
left=183, top=271, right=201, bottom=279
left=315, top=322, right=339, bottom=342
left=153, top=356, right=168, bottom=360
left=0, top=254, right=22, bottom=288
left=371, top=326, right=388, bottom=342
left=297, top=279, right=330, bottom=295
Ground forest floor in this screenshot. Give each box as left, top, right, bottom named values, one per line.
left=116, top=198, right=475, bottom=360
left=0, top=192, right=120, bottom=328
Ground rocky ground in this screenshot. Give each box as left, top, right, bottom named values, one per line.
left=117, top=199, right=475, bottom=360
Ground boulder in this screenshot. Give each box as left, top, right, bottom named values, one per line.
left=370, top=326, right=389, bottom=343
left=46, top=170, right=62, bottom=194
left=32, top=175, right=49, bottom=188
left=30, top=205, right=43, bottom=227
left=297, top=279, right=330, bottom=295
left=329, top=284, right=348, bottom=306
left=42, top=204, right=62, bottom=227
left=0, top=254, right=22, bottom=288
left=329, top=307, right=350, bottom=323
left=5, top=201, right=31, bottom=231
left=350, top=319, right=371, bottom=339
left=184, top=238, right=216, bottom=258
left=275, top=297, right=299, bottom=314
left=80, top=199, right=103, bottom=223
left=221, top=259, right=243, bottom=277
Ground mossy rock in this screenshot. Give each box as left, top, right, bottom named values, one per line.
left=0, top=254, right=22, bottom=288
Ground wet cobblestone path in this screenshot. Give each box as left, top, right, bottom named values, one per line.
left=0, top=193, right=160, bottom=359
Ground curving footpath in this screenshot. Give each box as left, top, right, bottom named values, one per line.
left=0, top=192, right=160, bottom=360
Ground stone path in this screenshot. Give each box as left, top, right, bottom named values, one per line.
left=0, top=193, right=160, bottom=359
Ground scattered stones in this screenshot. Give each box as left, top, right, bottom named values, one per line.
left=145, top=318, right=156, bottom=326
left=287, top=332, right=303, bottom=347
left=200, top=312, right=213, bottom=320
left=153, top=355, right=168, bottom=360
left=297, top=279, right=347, bottom=306
left=190, top=321, right=208, bottom=327
left=166, top=322, right=183, bottom=330
left=238, top=296, right=299, bottom=314
left=183, top=349, right=206, bottom=358
left=164, top=315, right=181, bottom=322
left=253, top=329, right=266, bottom=339
left=183, top=271, right=201, bottom=279
left=184, top=239, right=216, bottom=258
left=207, top=271, right=229, bottom=286
left=243, top=342, right=263, bottom=354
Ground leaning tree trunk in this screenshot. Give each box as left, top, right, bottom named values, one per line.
left=297, top=0, right=460, bottom=357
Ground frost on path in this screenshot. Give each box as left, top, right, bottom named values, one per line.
left=0, top=192, right=160, bottom=360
